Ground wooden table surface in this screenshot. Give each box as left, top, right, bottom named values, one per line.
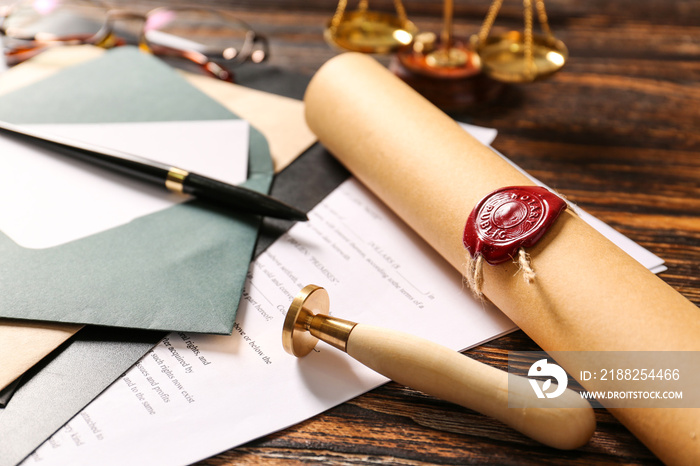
left=122, top=1, right=695, bottom=464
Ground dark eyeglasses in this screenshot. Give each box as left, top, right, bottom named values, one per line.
left=0, top=0, right=269, bottom=82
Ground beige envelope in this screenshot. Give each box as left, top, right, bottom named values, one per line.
left=0, top=45, right=316, bottom=392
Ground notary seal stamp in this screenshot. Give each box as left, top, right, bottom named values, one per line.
left=463, top=186, right=567, bottom=296
left=464, top=186, right=567, bottom=265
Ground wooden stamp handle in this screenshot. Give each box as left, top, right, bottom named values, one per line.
left=346, top=324, right=596, bottom=450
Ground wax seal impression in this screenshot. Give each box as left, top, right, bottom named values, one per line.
left=462, top=186, right=567, bottom=297
left=463, top=186, right=567, bottom=265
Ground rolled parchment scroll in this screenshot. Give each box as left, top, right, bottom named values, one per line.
left=304, top=53, right=700, bottom=464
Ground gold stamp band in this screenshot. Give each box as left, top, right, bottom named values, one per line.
left=165, top=167, right=189, bottom=193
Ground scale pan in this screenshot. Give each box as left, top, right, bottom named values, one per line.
left=325, top=10, right=417, bottom=54
left=476, top=31, right=568, bottom=83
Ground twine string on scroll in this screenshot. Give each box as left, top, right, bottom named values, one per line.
left=465, top=253, right=485, bottom=297
left=465, top=247, right=535, bottom=298
left=518, top=248, right=536, bottom=283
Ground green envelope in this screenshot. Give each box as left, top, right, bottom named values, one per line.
left=0, top=47, right=273, bottom=333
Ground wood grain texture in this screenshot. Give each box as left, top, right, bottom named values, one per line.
left=104, top=0, right=697, bottom=464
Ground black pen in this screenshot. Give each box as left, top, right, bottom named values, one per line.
left=0, top=120, right=308, bottom=221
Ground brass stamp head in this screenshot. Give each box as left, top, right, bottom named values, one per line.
left=283, top=285, right=357, bottom=358
left=282, top=284, right=330, bottom=357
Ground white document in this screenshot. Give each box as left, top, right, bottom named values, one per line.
left=457, top=122, right=498, bottom=146
left=23, top=176, right=517, bottom=466
left=0, top=120, right=249, bottom=249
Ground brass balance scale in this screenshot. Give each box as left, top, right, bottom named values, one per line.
left=474, top=0, right=568, bottom=83
left=325, top=0, right=418, bottom=53
left=324, top=0, right=568, bottom=108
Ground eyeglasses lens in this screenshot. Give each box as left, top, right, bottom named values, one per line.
left=144, top=9, right=253, bottom=64
left=3, top=0, right=107, bottom=42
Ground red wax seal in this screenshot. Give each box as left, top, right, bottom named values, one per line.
left=463, top=186, right=567, bottom=265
